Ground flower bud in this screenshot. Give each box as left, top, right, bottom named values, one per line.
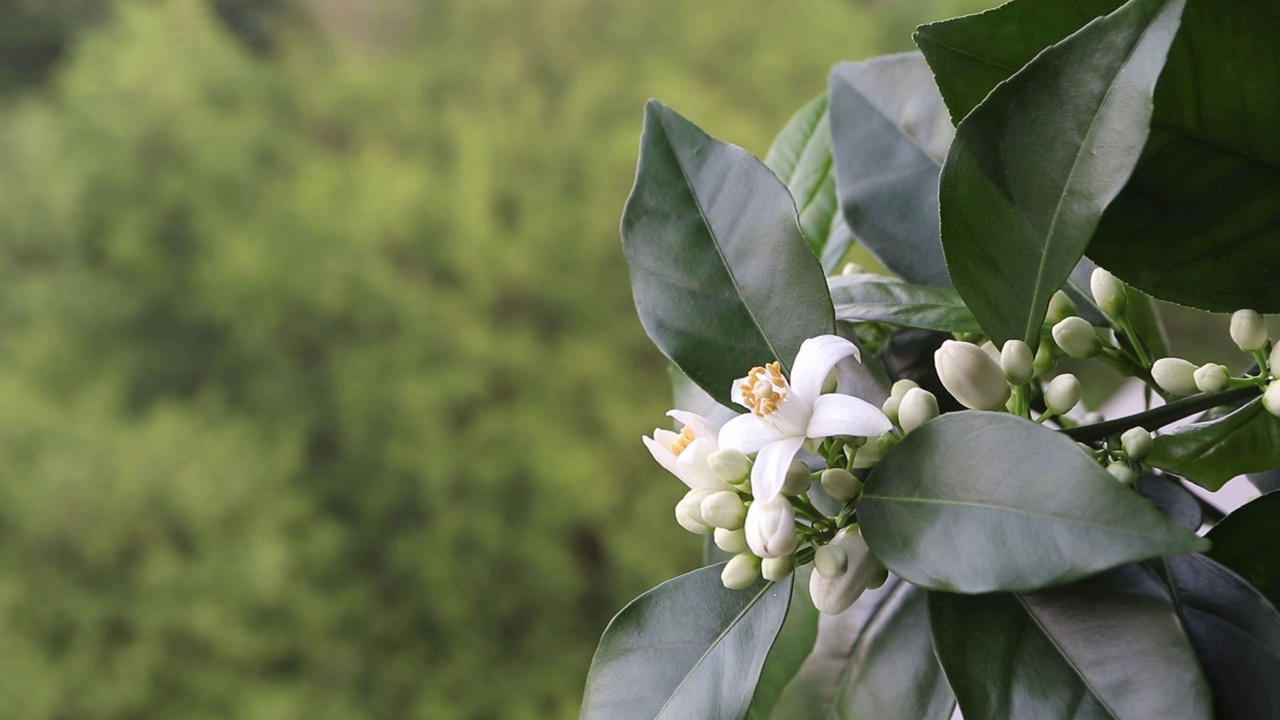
left=1091, top=268, right=1127, bottom=317
left=701, top=491, right=746, bottom=530
left=1264, top=382, right=1280, bottom=418
left=1000, top=340, right=1034, bottom=385
left=1051, top=317, right=1101, bottom=359
left=840, top=262, right=865, bottom=276
left=1152, top=357, right=1199, bottom=396
left=814, top=543, right=849, bottom=579
left=851, top=439, right=883, bottom=469
left=1230, top=309, right=1269, bottom=352
left=675, top=488, right=716, bottom=534
left=1044, top=374, right=1081, bottom=415
left=780, top=460, right=812, bottom=496
left=880, top=394, right=901, bottom=424
left=898, top=388, right=939, bottom=433
left=714, top=527, right=749, bottom=554
left=745, top=495, right=798, bottom=559
left=707, top=449, right=752, bottom=485
left=890, top=379, right=919, bottom=401
left=722, top=553, right=761, bottom=590
left=1033, top=341, right=1057, bottom=378
left=1271, top=343, right=1280, bottom=378
left=934, top=340, right=1011, bottom=411
left=1046, top=290, right=1076, bottom=325
left=1107, top=462, right=1136, bottom=485
left=762, top=555, right=795, bottom=582
left=820, top=468, right=862, bottom=502
left=1193, top=363, right=1230, bottom=394
left=1121, top=427, right=1153, bottom=461
left=980, top=341, right=1001, bottom=364
left=808, top=527, right=886, bottom=615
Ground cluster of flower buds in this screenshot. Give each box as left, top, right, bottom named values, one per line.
left=1148, top=309, right=1280, bottom=414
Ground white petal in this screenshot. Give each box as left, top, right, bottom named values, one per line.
left=791, top=335, right=862, bottom=404
left=719, top=413, right=785, bottom=455
left=806, top=394, right=894, bottom=439
left=730, top=374, right=750, bottom=408
left=676, top=437, right=732, bottom=491
left=667, top=410, right=719, bottom=443
left=652, top=428, right=679, bottom=447
left=642, top=435, right=680, bottom=477
left=751, top=436, right=806, bottom=500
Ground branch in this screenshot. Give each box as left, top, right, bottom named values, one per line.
left=1061, top=385, right=1261, bottom=443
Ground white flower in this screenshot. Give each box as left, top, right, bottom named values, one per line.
left=642, top=411, right=732, bottom=492
left=718, top=335, right=892, bottom=500
left=744, top=494, right=798, bottom=559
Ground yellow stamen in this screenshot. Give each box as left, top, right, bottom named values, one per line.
left=669, top=426, right=697, bottom=456
left=739, top=362, right=788, bottom=417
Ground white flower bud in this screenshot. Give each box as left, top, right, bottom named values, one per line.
left=701, top=491, right=746, bottom=530
left=1121, top=427, right=1153, bottom=461
left=820, top=468, right=862, bottom=502
left=722, top=553, right=761, bottom=590
left=1270, top=343, right=1280, bottom=378
left=1044, top=374, right=1081, bottom=415
left=714, top=527, right=749, bottom=554
left=1051, top=317, right=1101, bottom=359
left=1230, top=310, right=1269, bottom=352
left=889, top=379, right=919, bottom=401
left=1000, top=339, right=1034, bottom=385
left=1046, top=290, right=1076, bottom=325
left=745, top=495, right=798, bottom=559
left=808, top=527, right=886, bottom=615
left=707, top=449, right=752, bottom=485
left=762, top=555, right=795, bottom=582
left=934, top=340, right=1011, bottom=411
left=1193, top=363, right=1230, bottom=394
left=1264, top=382, right=1280, bottom=418
left=675, top=488, right=716, bottom=534
left=851, top=440, right=883, bottom=469
left=840, top=262, right=865, bottom=276
left=814, top=543, right=848, bottom=579
left=898, top=388, right=939, bottom=433
left=980, top=341, right=1001, bottom=364
left=881, top=394, right=901, bottom=424
left=1107, top=462, right=1136, bottom=485
left=780, top=460, right=812, bottom=496
left=1152, top=357, right=1199, bottom=396
left=1091, top=268, right=1128, bottom=317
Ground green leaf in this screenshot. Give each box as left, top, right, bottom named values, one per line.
left=936, top=0, right=1185, bottom=348
left=580, top=564, right=791, bottom=720
left=828, top=274, right=981, bottom=334
left=749, top=568, right=819, bottom=720
left=1164, top=554, right=1280, bottom=718
left=858, top=412, right=1208, bottom=593
left=769, top=578, right=955, bottom=719
left=1205, top=491, right=1280, bottom=607
left=918, top=0, right=1280, bottom=313
left=1134, top=473, right=1201, bottom=530
left=763, top=93, right=855, bottom=274
left=1148, top=397, right=1280, bottom=490
left=828, top=52, right=954, bottom=288
left=622, top=100, right=835, bottom=408
left=929, top=565, right=1212, bottom=720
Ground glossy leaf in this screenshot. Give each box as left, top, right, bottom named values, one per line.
left=828, top=53, right=953, bottom=288
left=769, top=577, right=954, bottom=719
left=1250, top=467, right=1280, bottom=494
left=918, top=0, right=1280, bottom=313
left=1134, top=473, right=1201, bottom=530
left=858, top=412, right=1207, bottom=593
left=929, top=565, right=1212, bottom=720
left=622, top=100, right=835, bottom=408
left=1205, top=491, right=1280, bottom=607
left=749, top=569, right=819, bottom=720
left=1148, top=397, right=1280, bottom=490
left=1165, top=554, right=1280, bottom=718
left=828, top=274, right=981, bottom=334
left=581, top=564, right=791, bottom=720
left=937, top=0, right=1185, bottom=348
left=764, top=93, right=856, bottom=273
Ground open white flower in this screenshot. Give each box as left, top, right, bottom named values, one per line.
left=719, top=335, right=892, bottom=500
left=642, top=410, right=732, bottom=491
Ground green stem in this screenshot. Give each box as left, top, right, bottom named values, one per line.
left=1061, top=385, right=1260, bottom=443
left=1012, top=383, right=1029, bottom=419
left=1115, top=316, right=1153, bottom=368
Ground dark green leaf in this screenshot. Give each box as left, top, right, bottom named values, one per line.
left=764, top=93, right=855, bottom=274
left=929, top=565, right=1212, bottom=720
left=1148, top=398, right=1280, bottom=490
left=770, top=577, right=954, bottom=719
left=1251, top=467, right=1280, bottom=494
left=622, top=100, right=835, bottom=408
left=858, top=412, right=1208, bottom=593
left=580, top=564, right=791, bottom=720
left=1164, top=554, right=1280, bottom=718
left=749, top=569, right=818, bottom=719
left=828, top=274, right=981, bottom=334
left=1205, top=491, right=1280, bottom=607
left=937, top=0, right=1185, bottom=347
left=918, top=0, right=1280, bottom=313
left=1134, top=473, right=1201, bottom=530
left=828, top=52, right=953, bottom=288
left=1123, top=285, right=1171, bottom=361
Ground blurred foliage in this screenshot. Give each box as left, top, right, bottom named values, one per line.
left=0, top=0, right=991, bottom=717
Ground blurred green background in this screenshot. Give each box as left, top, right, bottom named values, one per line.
left=0, top=0, right=1095, bottom=717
